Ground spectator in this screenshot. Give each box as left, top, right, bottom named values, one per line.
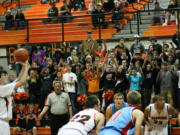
left=111, top=1, right=124, bottom=29
left=91, top=3, right=107, bottom=29
left=88, top=0, right=95, bottom=13
left=119, top=0, right=129, bottom=7
left=13, top=104, right=26, bottom=135
left=172, top=30, right=180, bottom=50
left=152, top=2, right=165, bottom=25
left=156, top=62, right=178, bottom=105
left=28, top=70, right=40, bottom=104
left=69, top=0, right=85, bottom=11
left=26, top=104, right=37, bottom=135
left=53, top=48, right=65, bottom=65
left=115, top=38, right=131, bottom=66
left=59, top=0, right=71, bottom=23
left=80, top=31, right=98, bottom=56
left=67, top=49, right=77, bottom=64
left=130, top=35, right=145, bottom=56
left=131, top=48, right=144, bottom=67
left=93, top=40, right=107, bottom=61
left=149, top=37, right=162, bottom=55
left=39, top=81, right=72, bottom=135
left=32, top=46, right=45, bottom=68
left=63, top=65, right=77, bottom=113
left=115, top=66, right=129, bottom=95
left=126, top=67, right=142, bottom=91
left=103, top=0, right=114, bottom=12
left=46, top=2, right=58, bottom=23
left=163, top=0, right=178, bottom=26
left=127, top=0, right=135, bottom=3
left=86, top=65, right=101, bottom=99
left=142, top=63, right=156, bottom=107
left=39, top=67, right=53, bottom=110
left=4, top=10, right=14, bottom=31
left=76, top=71, right=88, bottom=104
left=14, top=9, right=26, bottom=30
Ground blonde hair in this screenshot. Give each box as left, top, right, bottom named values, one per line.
left=127, top=91, right=141, bottom=106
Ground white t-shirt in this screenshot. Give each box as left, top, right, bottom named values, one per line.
left=63, top=72, right=77, bottom=93
left=0, top=81, right=16, bottom=120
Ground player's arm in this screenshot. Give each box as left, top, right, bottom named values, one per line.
left=144, top=107, right=152, bottom=131
left=105, top=105, right=112, bottom=123
left=178, top=113, right=180, bottom=124
left=14, top=61, right=29, bottom=90
left=168, top=105, right=178, bottom=117
left=94, top=112, right=105, bottom=135
left=132, top=109, right=144, bottom=135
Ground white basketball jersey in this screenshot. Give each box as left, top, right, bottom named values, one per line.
left=144, top=103, right=170, bottom=135
left=59, top=108, right=98, bottom=135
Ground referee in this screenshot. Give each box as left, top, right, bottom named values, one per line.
left=39, top=81, right=72, bottom=135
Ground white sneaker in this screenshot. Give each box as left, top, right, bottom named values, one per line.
left=162, top=22, right=167, bottom=26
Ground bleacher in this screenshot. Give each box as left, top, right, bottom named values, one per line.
left=10, top=127, right=51, bottom=135
left=143, top=23, right=178, bottom=37
left=0, top=0, right=152, bottom=46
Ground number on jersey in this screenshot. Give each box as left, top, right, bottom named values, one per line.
left=71, top=114, right=90, bottom=125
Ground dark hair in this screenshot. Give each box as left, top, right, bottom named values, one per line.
left=84, top=95, right=99, bottom=108
left=131, top=67, right=137, bottom=71
left=0, top=70, right=7, bottom=78
left=153, top=94, right=165, bottom=102
left=155, top=2, right=159, bottom=5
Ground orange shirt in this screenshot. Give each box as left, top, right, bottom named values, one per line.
left=59, top=67, right=67, bottom=74
left=141, top=53, right=146, bottom=59
left=87, top=74, right=100, bottom=93
left=93, top=50, right=106, bottom=61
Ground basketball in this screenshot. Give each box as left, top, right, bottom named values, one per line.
left=14, top=48, right=29, bottom=62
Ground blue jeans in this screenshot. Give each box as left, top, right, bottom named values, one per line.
left=69, top=92, right=77, bottom=114
left=4, top=20, right=14, bottom=30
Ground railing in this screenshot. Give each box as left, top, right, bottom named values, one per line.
left=1, top=6, right=180, bottom=45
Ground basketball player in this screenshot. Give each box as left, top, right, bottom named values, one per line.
left=105, top=92, right=127, bottom=123
left=58, top=95, right=105, bottom=135
left=99, top=91, right=144, bottom=135
left=144, top=94, right=178, bottom=135
left=0, top=61, right=29, bottom=135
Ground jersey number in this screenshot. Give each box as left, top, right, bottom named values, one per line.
left=71, top=115, right=90, bottom=125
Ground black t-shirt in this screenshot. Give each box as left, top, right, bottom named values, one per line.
left=168, top=3, right=178, bottom=14
left=100, top=71, right=116, bottom=90
left=142, top=69, right=154, bottom=89
left=15, top=13, right=25, bottom=21
left=60, top=5, right=71, bottom=15
left=6, top=15, right=14, bottom=21
left=131, top=58, right=144, bottom=66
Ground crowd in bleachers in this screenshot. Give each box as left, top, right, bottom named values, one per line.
left=2, top=29, right=179, bottom=134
